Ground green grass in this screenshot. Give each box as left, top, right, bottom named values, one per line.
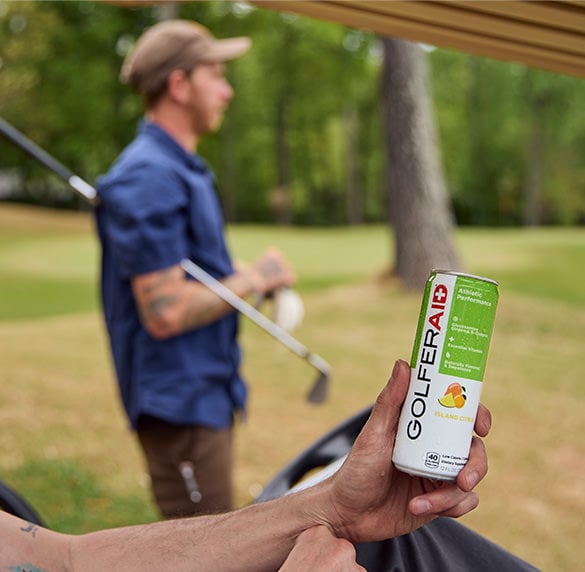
left=0, top=273, right=97, bottom=320
left=1, top=206, right=584, bottom=320
left=226, top=225, right=392, bottom=292
left=455, top=227, right=585, bottom=307
left=0, top=203, right=584, bottom=571
left=2, top=458, right=158, bottom=532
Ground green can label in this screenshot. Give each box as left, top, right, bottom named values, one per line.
left=393, top=270, right=498, bottom=480
left=411, top=273, right=498, bottom=382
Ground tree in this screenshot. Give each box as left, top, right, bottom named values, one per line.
left=2, top=2, right=583, bottom=228
left=519, top=67, right=585, bottom=226
left=0, top=0, right=154, bottom=207
left=430, top=50, right=585, bottom=227
left=381, top=38, right=460, bottom=289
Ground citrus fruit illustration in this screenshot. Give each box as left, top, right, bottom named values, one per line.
left=438, top=383, right=466, bottom=408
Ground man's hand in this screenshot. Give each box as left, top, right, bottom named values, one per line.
left=317, top=359, right=490, bottom=544
left=279, top=526, right=365, bottom=572
left=239, top=247, right=296, bottom=296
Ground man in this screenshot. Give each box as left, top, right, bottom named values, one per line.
left=95, top=19, right=295, bottom=519
left=2, top=360, right=541, bottom=571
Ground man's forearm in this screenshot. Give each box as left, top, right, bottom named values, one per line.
left=131, top=248, right=294, bottom=339
left=0, top=362, right=491, bottom=570
left=180, top=269, right=260, bottom=331
left=131, top=265, right=259, bottom=339
left=2, top=515, right=69, bottom=572
left=72, top=484, right=329, bottom=572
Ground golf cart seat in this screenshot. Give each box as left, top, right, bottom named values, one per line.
left=0, top=479, right=45, bottom=526
left=255, top=404, right=372, bottom=502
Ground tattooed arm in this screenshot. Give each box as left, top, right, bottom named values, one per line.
left=131, top=247, right=295, bottom=339
left=0, top=362, right=490, bottom=572
left=1, top=515, right=69, bottom=572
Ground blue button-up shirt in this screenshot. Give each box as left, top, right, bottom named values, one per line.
left=95, top=120, right=247, bottom=430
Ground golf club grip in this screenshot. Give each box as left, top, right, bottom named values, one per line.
left=0, top=117, right=97, bottom=203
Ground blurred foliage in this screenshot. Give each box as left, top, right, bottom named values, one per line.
left=0, top=1, right=584, bottom=225
left=430, top=50, right=585, bottom=226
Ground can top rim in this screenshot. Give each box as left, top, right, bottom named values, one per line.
left=432, top=269, right=499, bottom=286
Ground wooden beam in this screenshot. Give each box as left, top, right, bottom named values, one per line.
left=102, top=1, right=585, bottom=78
left=254, top=1, right=585, bottom=78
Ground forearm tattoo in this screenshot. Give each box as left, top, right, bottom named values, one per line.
left=137, top=268, right=179, bottom=322
left=20, top=522, right=38, bottom=537
left=5, top=523, right=48, bottom=572
left=136, top=265, right=245, bottom=332
left=144, top=294, right=178, bottom=320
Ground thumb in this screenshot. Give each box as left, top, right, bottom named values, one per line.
left=355, top=359, right=410, bottom=447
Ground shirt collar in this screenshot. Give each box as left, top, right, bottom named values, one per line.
left=139, top=119, right=208, bottom=173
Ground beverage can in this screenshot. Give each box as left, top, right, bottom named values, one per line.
left=392, top=270, right=499, bottom=480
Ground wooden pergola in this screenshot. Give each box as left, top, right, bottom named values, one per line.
left=253, top=1, right=585, bottom=79
left=112, top=2, right=585, bottom=78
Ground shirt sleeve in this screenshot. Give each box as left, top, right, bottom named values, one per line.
left=100, top=159, right=188, bottom=279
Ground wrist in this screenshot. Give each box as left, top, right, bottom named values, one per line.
left=231, top=265, right=264, bottom=298
left=289, top=478, right=340, bottom=537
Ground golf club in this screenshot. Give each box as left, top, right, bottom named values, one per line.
left=0, top=116, right=331, bottom=403
left=0, top=117, right=97, bottom=205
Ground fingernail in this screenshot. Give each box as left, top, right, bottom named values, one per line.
left=411, top=498, right=432, bottom=516
left=391, top=359, right=401, bottom=378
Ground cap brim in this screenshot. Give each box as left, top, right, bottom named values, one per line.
left=202, top=37, right=251, bottom=63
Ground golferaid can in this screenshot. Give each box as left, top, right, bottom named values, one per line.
left=392, top=270, right=499, bottom=480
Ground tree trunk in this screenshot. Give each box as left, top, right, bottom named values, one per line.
left=522, top=78, right=548, bottom=227
left=381, top=37, right=461, bottom=290
left=344, top=105, right=363, bottom=225
left=523, top=114, right=545, bottom=226
left=272, top=99, right=293, bottom=225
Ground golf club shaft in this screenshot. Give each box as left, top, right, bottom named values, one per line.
left=0, top=116, right=331, bottom=381
left=0, top=117, right=97, bottom=203
left=180, top=259, right=330, bottom=376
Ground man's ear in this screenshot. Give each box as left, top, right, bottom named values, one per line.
left=166, top=69, right=190, bottom=104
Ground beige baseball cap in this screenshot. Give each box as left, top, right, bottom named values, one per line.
left=120, top=19, right=251, bottom=99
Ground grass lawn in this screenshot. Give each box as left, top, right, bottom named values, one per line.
left=0, top=203, right=583, bottom=570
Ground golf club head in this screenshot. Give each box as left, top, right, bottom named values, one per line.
left=306, top=371, right=329, bottom=404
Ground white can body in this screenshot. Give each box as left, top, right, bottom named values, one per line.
left=392, top=271, right=498, bottom=480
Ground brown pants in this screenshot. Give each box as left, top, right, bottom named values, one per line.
left=137, top=415, right=233, bottom=519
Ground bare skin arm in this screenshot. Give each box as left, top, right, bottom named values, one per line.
left=131, top=247, right=295, bottom=339
left=1, top=518, right=69, bottom=572
left=0, top=360, right=490, bottom=572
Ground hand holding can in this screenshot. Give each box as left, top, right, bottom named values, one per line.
left=392, top=270, right=499, bottom=481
